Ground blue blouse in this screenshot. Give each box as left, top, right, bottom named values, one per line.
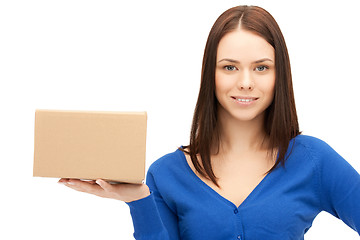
left=127, top=135, right=360, bottom=239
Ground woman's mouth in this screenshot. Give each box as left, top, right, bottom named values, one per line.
left=231, top=96, right=259, bottom=104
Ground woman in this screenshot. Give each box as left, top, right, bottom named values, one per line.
left=59, top=5, right=360, bottom=239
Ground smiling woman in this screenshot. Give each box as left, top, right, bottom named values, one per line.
left=183, top=5, right=299, bottom=188
left=58, top=5, right=360, bottom=240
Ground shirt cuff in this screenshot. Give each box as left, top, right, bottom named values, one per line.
left=126, top=192, right=165, bottom=236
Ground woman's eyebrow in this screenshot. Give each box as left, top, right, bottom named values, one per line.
left=217, top=58, right=240, bottom=63
left=253, top=58, right=273, bottom=63
left=217, top=58, right=273, bottom=63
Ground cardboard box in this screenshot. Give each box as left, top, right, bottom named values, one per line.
left=33, top=109, right=147, bottom=184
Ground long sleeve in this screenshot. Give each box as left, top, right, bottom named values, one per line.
left=314, top=139, right=360, bottom=233
left=126, top=167, right=181, bottom=240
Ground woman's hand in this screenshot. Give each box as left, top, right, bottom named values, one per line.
left=58, top=178, right=150, bottom=203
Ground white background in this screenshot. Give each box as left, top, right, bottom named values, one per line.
left=1, top=0, right=359, bottom=239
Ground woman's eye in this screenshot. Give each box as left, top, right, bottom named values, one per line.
left=255, top=65, right=269, bottom=72
left=224, top=65, right=237, bottom=71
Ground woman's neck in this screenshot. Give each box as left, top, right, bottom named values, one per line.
left=216, top=109, right=268, bottom=157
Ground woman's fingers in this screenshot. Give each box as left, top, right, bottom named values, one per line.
left=58, top=178, right=150, bottom=202
left=96, top=179, right=113, bottom=192
left=58, top=178, right=69, bottom=183
left=60, top=179, right=104, bottom=196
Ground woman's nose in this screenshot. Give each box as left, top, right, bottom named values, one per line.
left=237, top=71, right=254, bottom=90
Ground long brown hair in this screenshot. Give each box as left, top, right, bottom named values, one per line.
left=181, top=5, right=300, bottom=187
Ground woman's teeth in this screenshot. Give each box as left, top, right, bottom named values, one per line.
left=236, top=98, right=255, bottom=102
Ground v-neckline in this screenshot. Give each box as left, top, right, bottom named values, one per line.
left=178, top=149, right=272, bottom=209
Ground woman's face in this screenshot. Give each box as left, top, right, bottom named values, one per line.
left=215, top=28, right=276, bottom=123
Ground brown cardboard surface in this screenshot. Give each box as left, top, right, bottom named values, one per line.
left=33, top=109, right=147, bottom=184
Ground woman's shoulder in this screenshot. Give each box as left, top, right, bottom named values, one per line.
left=146, top=148, right=193, bottom=194
left=147, top=147, right=186, bottom=176
left=293, top=134, right=333, bottom=154
left=294, top=134, right=327, bottom=146
left=292, top=134, right=347, bottom=168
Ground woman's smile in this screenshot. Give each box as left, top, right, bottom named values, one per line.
left=231, top=96, right=259, bottom=105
